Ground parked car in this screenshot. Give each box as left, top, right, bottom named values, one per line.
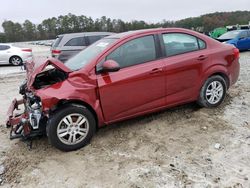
left=51, top=32, right=114, bottom=62
left=0, top=44, right=32, bottom=66
left=7, top=28, right=240, bottom=151
left=217, top=30, right=250, bottom=51
left=209, top=27, right=227, bottom=39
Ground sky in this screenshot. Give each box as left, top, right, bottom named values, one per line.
left=0, top=0, right=249, bottom=31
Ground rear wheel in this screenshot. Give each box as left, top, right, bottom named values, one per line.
left=47, top=104, right=96, bottom=151
left=198, top=75, right=227, bottom=107
left=10, top=56, right=23, bottom=66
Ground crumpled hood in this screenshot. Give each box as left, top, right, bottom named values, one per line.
left=27, top=58, right=72, bottom=90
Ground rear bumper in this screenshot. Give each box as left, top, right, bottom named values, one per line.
left=230, top=58, right=240, bottom=86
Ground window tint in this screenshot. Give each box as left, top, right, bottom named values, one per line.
left=87, top=35, right=105, bottom=44
left=106, top=35, right=156, bottom=68
left=0, top=45, right=10, bottom=50
left=65, top=37, right=87, bottom=46
left=198, top=39, right=206, bottom=49
left=163, top=33, right=200, bottom=56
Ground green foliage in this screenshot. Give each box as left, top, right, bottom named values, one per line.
left=0, top=33, right=6, bottom=42
left=1, top=11, right=250, bottom=42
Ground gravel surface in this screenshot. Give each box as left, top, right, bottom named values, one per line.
left=0, top=47, right=249, bottom=188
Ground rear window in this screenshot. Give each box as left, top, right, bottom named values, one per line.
left=87, top=35, right=106, bottom=45
left=52, top=36, right=63, bottom=48
left=65, top=37, right=87, bottom=46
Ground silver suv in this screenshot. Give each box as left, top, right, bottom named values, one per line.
left=51, top=32, right=114, bottom=62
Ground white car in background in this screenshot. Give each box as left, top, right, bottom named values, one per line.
left=0, top=44, right=33, bottom=66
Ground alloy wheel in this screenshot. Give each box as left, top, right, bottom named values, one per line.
left=11, top=57, right=22, bottom=65
left=205, top=81, right=224, bottom=104
left=57, top=113, right=89, bottom=145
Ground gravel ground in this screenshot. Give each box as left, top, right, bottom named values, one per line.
left=0, top=46, right=249, bottom=188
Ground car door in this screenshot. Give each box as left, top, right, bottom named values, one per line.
left=161, top=32, right=210, bottom=106
left=97, top=35, right=165, bottom=122
left=237, top=31, right=249, bottom=50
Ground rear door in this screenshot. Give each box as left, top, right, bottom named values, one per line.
left=97, top=35, right=165, bottom=122
left=161, top=32, right=210, bottom=106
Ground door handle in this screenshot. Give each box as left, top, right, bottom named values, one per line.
left=150, top=68, right=163, bottom=74
left=197, top=55, right=208, bottom=61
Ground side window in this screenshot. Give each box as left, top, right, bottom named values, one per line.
left=87, top=35, right=104, bottom=45
left=106, top=35, right=156, bottom=68
left=0, top=45, right=10, bottom=51
left=198, top=39, right=206, bottom=49
left=162, top=33, right=201, bottom=57
left=64, top=37, right=87, bottom=46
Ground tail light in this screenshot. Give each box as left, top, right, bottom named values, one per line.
left=22, top=48, right=32, bottom=52
left=52, top=50, right=61, bottom=55
left=233, top=48, right=240, bottom=59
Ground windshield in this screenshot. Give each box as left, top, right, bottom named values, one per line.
left=218, top=30, right=241, bottom=40
left=65, top=38, right=117, bottom=71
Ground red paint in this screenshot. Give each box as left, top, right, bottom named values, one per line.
left=21, top=48, right=32, bottom=52
left=8, top=28, right=240, bottom=128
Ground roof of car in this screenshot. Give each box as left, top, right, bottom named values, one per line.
left=105, top=28, right=201, bottom=39
left=58, top=32, right=114, bottom=38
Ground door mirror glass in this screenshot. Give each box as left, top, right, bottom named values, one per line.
left=101, top=60, right=120, bottom=73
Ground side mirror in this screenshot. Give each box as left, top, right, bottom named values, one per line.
left=101, top=60, right=120, bottom=73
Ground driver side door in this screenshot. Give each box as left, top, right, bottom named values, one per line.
left=97, top=35, right=165, bottom=123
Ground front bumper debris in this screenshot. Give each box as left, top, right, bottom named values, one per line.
left=6, top=98, right=31, bottom=140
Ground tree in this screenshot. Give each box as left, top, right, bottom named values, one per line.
left=2, top=20, right=24, bottom=42
left=23, top=20, right=36, bottom=41
left=0, top=33, right=6, bottom=42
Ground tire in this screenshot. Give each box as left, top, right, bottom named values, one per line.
left=9, top=56, right=23, bottom=66
left=198, top=75, right=227, bottom=107
left=47, top=104, right=96, bottom=151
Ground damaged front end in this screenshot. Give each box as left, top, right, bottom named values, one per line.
left=6, top=58, right=71, bottom=141
left=6, top=92, right=45, bottom=140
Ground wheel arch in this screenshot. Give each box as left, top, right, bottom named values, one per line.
left=9, top=55, right=23, bottom=64
left=208, top=72, right=230, bottom=89
left=202, top=64, right=230, bottom=90
left=53, top=99, right=99, bottom=131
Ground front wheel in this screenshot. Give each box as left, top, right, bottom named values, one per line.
left=198, top=75, right=227, bottom=107
left=47, top=104, right=96, bottom=151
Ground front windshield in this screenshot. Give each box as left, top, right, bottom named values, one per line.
left=65, top=38, right=117, bottom=71
left=218, top=30, right=241, bottom=40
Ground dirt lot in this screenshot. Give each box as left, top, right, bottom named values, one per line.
left=0, top=46, right=249, bottom=188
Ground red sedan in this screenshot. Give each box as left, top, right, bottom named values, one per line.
left=7, top=28, right=240, bottom=151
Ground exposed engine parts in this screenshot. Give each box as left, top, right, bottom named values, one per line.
left=7, top=91, right=45, bottom=143
left=33, top=68, right=67, bottom=89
